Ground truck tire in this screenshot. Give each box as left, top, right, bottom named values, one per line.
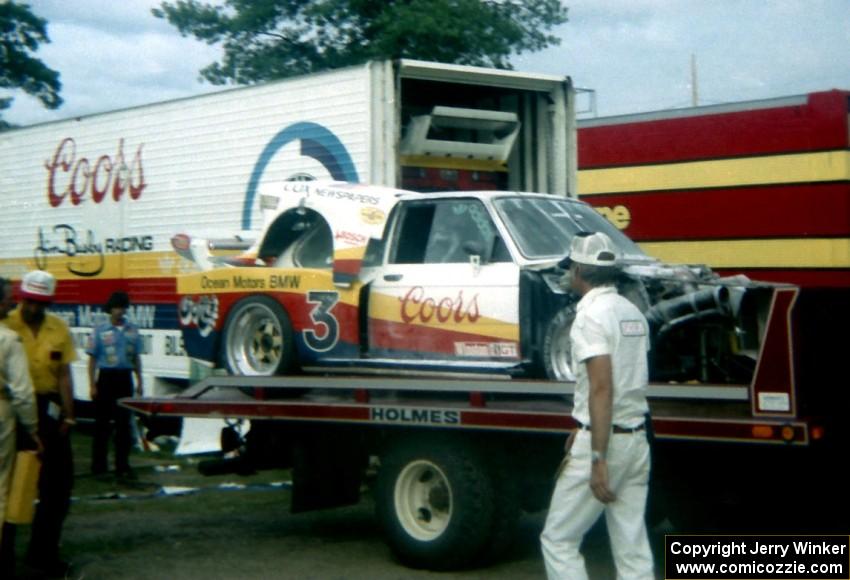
left=542, top=305, right=576, bottom=381
left=221, top=296, right=296, bottom=376
left=375, top=438, right=503, bottom=570
left=476, top=454, right=521, bottom=564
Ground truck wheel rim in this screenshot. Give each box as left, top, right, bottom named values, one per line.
left=549, top=324, right=576, bottom=382
left=226, top=303, right=284, bottom=375
left=394, top=460, right=452, bottom=542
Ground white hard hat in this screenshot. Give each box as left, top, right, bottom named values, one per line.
left=20, top=270, right=56, bottom=302
left=561, top=232, right=620, bottom=267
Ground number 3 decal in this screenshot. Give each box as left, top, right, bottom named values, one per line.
left=304, top=291, right=340, bottom=352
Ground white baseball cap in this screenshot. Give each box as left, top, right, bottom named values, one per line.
left=20, top=270, right=57, bottom=303
left=559, top=231, right=621, bottom=268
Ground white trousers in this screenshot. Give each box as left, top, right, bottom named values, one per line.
left=541, top=429, right=654, bottom=580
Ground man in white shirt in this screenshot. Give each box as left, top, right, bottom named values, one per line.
left=540, top=232, right=654, bottom=580
left=0, top=277, right=40, bottom=577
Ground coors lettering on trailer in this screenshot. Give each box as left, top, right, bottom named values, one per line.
left=172, top=180, right=787, bottom=390
left=45, top=137, right=146, bottom=207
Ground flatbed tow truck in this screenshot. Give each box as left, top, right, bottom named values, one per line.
left=123, top=286, right=834, bottom=570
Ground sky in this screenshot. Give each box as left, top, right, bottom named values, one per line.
left=3, top=0, right=849, bottom=126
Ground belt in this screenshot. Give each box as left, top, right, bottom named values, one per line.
left=576, top=420, right=645, bottom=434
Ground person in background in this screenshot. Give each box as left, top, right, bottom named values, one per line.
left=0, top=277, right=15, bottom=321
left=4, top=270, right=77, bottom=577
left=540, top=232, right=654, bottom=580
left=88, top=291, right=143, bottom=479
left=0, top=277, right=41, bottom=578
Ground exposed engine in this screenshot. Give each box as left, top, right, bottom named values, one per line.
left=616, top=263, right=774, bottom=384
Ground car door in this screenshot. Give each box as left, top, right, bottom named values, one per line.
left=367, top=198, right=521, bottom=365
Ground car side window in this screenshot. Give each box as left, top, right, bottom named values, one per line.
left=425, top=201, right=501, bottom=264
left=490, top=235, right=512, bottom=263
left=391, top=204, right=436, bottom=264
left=391, top=200, right=505, bottom=265
left=362, top=237, right=386, bottom=268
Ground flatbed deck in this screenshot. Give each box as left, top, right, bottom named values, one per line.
left=123, top=375, right=811, bottom=445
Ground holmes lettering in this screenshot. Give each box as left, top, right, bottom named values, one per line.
left=370, top=407, right=460, bottom=425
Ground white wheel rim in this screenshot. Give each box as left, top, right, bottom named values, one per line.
left=393, top=460, right=452, bottom=542
left=226, top=303, right=284, bottom=375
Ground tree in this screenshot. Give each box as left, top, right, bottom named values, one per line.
left=0, top=1, right=62, bottom=129
left=153, top=0, right=568, bottom=85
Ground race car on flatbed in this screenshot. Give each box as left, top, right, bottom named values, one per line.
left=126, top=180, right=814, bottom=571
left=173, top=181, right=781, bottom=386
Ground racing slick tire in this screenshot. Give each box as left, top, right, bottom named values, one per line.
left=375, top=436, right=516, bottom=570
left=542, top=305, right=577, bottom=381
left=221, top=296, right=297, bottom=377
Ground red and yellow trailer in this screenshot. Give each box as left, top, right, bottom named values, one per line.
left=578, top=90, right=850, bottom=288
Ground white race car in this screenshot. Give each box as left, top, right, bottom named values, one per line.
left=174, top=181, right=781, bottom=384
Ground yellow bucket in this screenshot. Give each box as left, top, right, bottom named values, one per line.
left=5, top=450, right=41, bottom=524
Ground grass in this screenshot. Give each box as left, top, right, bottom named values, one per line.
left=11, top=423, right=296, bottom=578
left=7, top=424, right=609, bottom=579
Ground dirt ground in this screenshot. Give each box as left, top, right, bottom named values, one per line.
left=9, top=426, right=667, bottom=579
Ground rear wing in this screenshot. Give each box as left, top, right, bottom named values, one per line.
left=171, top=233, right=257, bottom=271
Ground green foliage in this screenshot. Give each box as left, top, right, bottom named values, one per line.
left=0, top=1, right=63, bottom=128
left=153, top=0, right=568, bottom=85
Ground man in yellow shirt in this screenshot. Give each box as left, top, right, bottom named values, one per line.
left=4, top=271, right=77, bottom=577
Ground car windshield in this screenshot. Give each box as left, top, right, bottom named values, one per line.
left=493, top=196, right=647, bottom=261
